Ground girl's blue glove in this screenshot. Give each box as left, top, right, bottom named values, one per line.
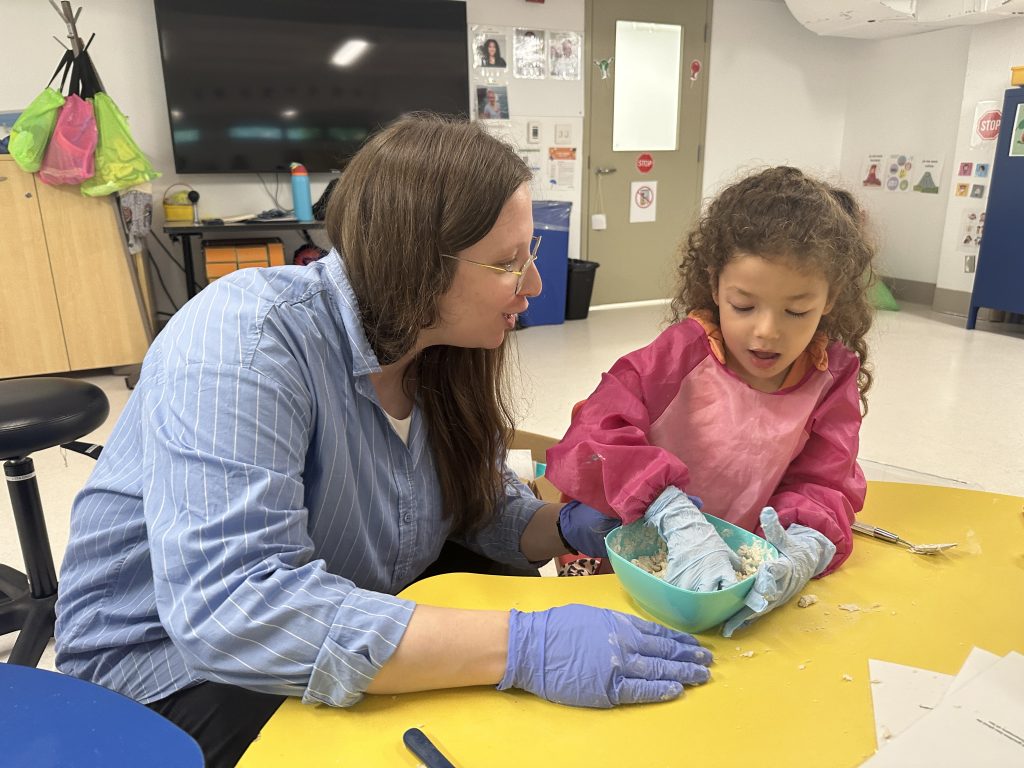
left=721, top=507, right=836, bottom=638
left=498, top=604, right=713, bottom=708
left=644, top=486, right=739, bottom=592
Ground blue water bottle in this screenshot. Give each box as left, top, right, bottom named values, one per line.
left=290, top=162, right=313, bottom=221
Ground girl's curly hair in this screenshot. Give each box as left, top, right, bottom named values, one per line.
left=670, top=166, right=877, bottom=412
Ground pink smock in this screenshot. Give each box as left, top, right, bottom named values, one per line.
left=545, top=312, right=866, bottom=574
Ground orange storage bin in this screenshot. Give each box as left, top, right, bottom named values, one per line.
left=203, top=238, right=286, bottom=281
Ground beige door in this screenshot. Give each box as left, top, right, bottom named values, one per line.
left=584, top=0, right=711, bottom=304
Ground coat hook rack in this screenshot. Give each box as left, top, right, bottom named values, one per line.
left=49, top=0, right=84, bottom=57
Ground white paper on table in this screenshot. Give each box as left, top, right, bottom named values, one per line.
left=860, top=652, right=1024, bottom=767
left=868, top=659, right=953, bottom=749
left=942, top=647, right=1000, bottom=700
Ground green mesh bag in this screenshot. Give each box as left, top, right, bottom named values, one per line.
left=8, top=88, right=66, bottom=173
left=80, top=91, right=160, bottom=197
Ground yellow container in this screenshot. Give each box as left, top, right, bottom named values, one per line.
left=163, top=184, right=195, bottom=222
left=1012, top=66, right=1024, bottom=86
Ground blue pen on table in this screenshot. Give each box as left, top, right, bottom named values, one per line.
left=403, top=727, right=456, bottom=768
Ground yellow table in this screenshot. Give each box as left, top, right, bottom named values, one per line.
left=239, top=483, right=1024, bottom=767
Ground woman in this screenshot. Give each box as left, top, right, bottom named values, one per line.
left=54, top=114, right=713, bottom=767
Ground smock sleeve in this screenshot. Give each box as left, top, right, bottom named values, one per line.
left=764, top=344, right=866, bottom=575
left=544, top=321, right=711, bottom=524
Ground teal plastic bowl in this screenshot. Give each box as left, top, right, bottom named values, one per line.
left=605, top=514, right=777, bottom=634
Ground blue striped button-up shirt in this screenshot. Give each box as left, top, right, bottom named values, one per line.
left=54, top=251, right=545, bottom=707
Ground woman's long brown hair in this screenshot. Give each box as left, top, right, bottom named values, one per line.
left=325, top=113, right=531, bottom=534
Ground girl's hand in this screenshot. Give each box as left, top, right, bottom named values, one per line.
left=644, top=487, right=738, bottom=592
left=721, top=507, right=836, bottom=637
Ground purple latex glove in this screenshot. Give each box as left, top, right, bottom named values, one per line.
left=498, top=604, right=713, bottom=708
left=559, top=495, right=703, bottom=559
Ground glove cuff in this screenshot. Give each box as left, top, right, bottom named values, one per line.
left=555, top=508, right=579, bottom=555
left=497, top=609, right=535, bottom=694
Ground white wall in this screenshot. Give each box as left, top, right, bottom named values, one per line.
left=467, top=0, right=585, bottom=267
left=0, top=0, right=583, bottom=317
left=703, top=0, right=857, bottom=196
left=839, top=26, right=972, bottom=285
left=935, top=17, right=1024, bottom=296
left=5, top=0, right=1019, bottom=317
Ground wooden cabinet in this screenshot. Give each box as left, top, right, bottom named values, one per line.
left=0, top=156, right=150, bottom=379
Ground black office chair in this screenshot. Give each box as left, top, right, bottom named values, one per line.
left=0, top=377, right=109, bottom=667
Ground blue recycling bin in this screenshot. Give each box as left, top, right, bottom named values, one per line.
left=519, top=201, right=571, bottom=327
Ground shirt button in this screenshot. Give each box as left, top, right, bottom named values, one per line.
left=403, top=513, right=413, bottom=523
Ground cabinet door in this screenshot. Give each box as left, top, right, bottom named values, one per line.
left=0, top=158, right=70, bottom=378
left=34, top=181, right=150, bottom=370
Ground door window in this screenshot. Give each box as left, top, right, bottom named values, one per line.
left=612, top=21, right=683, bottom=151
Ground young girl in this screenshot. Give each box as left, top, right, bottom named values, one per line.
left=549, top=166, right=876, bottom=636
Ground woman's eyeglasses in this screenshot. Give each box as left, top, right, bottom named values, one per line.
left=441, top=235, right=542, bottom=295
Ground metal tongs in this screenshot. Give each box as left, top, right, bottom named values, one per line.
left=852, top=521, right=958, bottom=555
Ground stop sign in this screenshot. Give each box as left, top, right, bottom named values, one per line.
left=636, top=153, right=654, bottom=173
left=977, top=110, right=1001, bottom=141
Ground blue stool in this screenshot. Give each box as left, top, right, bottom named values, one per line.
left=0, top=662, right=203, bottom=767
left=0, top=377, right=108, bottom=667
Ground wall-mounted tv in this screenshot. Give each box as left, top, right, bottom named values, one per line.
left=153, top=0, right=469, bottom=173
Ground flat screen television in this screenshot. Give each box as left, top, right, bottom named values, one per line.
left=153, top=0, right=469, bottom=173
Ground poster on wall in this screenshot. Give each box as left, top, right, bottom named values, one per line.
left=548, top=31, right=582, bottom=80
left=957, top=209, right=984, bottom=253
left=885, top=154, right=913, bottom=192
left=513, top=28, right=546, bottom=79
left=971, top=100, right=1001, bottom=148
left=629, top=180, right=657, bottom=223
left=518, top=148, right=543, bottom=193
left=861, top=154, right=884, bottom=188
left=476, top=85, right=510, bottom=120
left=1009, top=103, right=1024, bottom=158
left=912, top=158, right=942, bottom=194
left=548, top=146, right=576, bottom=190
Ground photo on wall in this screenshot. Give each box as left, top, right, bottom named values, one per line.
left=513, top=28, right=546, bottom=79
left=473, top=30, right=508, bottom=70
left=548, top=31, right=582, bottom=80
left=476, top=85, right=510, bottom=120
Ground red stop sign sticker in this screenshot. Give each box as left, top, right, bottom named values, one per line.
left=976, top=110, right=1001, bottom=141
left=636, top=153, right=654, bottom=173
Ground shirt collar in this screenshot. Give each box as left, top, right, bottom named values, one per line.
left=321, top=249, right=382, bottom=377
left=688, top=309, right=829, bottom=388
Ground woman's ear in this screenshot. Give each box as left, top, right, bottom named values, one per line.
left=709, top=268, right=720, bottom=305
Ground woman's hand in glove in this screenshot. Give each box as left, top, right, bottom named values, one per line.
left=498, top=604, right=713, bottom=708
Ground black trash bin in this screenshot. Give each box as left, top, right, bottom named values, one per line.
left=565, top=259, right=599, bottom=320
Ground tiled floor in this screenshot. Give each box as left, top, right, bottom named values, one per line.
left=3, top=301, right=1022, bottom=668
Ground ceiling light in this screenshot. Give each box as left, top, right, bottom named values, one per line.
left=331, top=40, right=370, bottom=67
